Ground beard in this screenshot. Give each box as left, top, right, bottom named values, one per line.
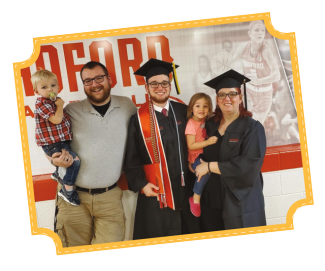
left=150, top=95, right=169, bottom=105
left=148, top=88, right=170, bottom=105
left=85, top=84, right=111, bottom=105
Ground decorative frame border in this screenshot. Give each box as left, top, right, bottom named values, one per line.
left=13, top=12, right=313, bottom=255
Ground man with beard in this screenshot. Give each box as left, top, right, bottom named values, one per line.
left=124, top=59, right=200, bottom=239
left=50, top=61, right=137, bottom=247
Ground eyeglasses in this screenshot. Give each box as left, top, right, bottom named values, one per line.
left=147, top=81, right=170, bottom=88
left=83, top=75, right=108, bottom=86
left=217, top=92, right=239, bottom=100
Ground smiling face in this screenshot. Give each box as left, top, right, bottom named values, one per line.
left=248, top=22, right=265, bottom=44
left=145, top=74, right=171, bottom=107
left=192, top=98, right=209, bottom=122
left=35, top=77, right=59, bottom=99
left=217, top=87, right=242, bottom=116
left=81, top=65, right=112, bottom=106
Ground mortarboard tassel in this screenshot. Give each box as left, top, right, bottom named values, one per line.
left=172, top=62, right=181, bottom=95
left=243, top=79, right=248, bottom=110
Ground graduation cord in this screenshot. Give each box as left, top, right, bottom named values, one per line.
left=169, top=102, right=185, bottom=186
left=149, top=101, right=160, bottom=164
left=150, top=99, right=167, bottom=207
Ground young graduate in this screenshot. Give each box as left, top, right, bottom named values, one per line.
left=124, top=59, right=200, bottom=239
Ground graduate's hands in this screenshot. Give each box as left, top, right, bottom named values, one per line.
left=195, top=159, right=209, bottom=182
left=51, top=149, right=73, bottom=168
left=142, top=183, right=159, bottom=197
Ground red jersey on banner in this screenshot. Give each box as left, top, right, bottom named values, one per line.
left=241, top=41, right=271, bottom=88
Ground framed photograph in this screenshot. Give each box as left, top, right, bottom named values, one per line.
left=13, top=12, right=312, bottom=255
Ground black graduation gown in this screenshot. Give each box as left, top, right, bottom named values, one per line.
left=200, top=129, right=224, bottom=231
left=124, top=101, right=200, bottom=240
left=203, top=116, right=267, bottom=230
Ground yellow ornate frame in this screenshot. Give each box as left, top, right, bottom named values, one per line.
left=13, top=12, right=313, bottom=255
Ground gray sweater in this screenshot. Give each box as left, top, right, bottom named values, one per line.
left=59, top=95, right=137, bottom=189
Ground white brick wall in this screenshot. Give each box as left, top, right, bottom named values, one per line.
left=35, top=167, right=305, bottom=238
left=263, top=168, right=305, bottom=225
left=35, top=200, right=56, bottom=231
left=263, top=172, right=281, bottom=197
left=281, top=169, right=306, bottom=194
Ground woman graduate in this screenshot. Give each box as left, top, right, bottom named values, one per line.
left=195, top=69, right=267, bottom=231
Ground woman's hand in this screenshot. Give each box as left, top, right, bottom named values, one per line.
left=195, top=159, right=210, bottom=182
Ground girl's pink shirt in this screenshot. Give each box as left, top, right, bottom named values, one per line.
left=185, top=118, right=207, bottom=163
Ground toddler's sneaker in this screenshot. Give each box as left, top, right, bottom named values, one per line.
left=51, top=170, right=63, bottom=186
left=58, top=186, right=80, bottom=206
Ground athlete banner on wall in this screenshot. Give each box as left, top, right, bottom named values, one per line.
left=20, top=18, right=297, bottom=175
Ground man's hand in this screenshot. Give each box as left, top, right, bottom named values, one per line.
left=52, top=149, right=73, bottom=168
left=207, top=136, right=218, bottom=145
left=55, top=97, right=65, bottom=107
left=142, top=183, right=159, bottom=197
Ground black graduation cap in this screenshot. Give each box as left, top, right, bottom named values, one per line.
left=134, top=58, right=181, bottom=94
left=204, top=69, right=251, bottom=109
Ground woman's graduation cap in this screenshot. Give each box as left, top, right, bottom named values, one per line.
left=204, top=69, right=251, bottom=109
left=134, top=58, right=181, bottom=94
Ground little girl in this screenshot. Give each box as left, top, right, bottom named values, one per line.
left=185, top=93, right=218, bottom=217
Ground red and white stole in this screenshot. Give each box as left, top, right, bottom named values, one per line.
left=137, top=101, right=175, bottom=210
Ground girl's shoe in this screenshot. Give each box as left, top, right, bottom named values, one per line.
left=189, top=197, right=201, bottom=217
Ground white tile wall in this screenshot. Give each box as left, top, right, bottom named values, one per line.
left=263, top=172, right=281, bottom=197
left=35, top=200, right=56, bottom=229
left=266, top=217, right=281, bottom=225
left=280, top=217, right=287, bottom=224
left=281, top=168, right=305, bottom=194
left=262, top=168, right=305, bottom=224
left=264, top=192, right=304, bottom=219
